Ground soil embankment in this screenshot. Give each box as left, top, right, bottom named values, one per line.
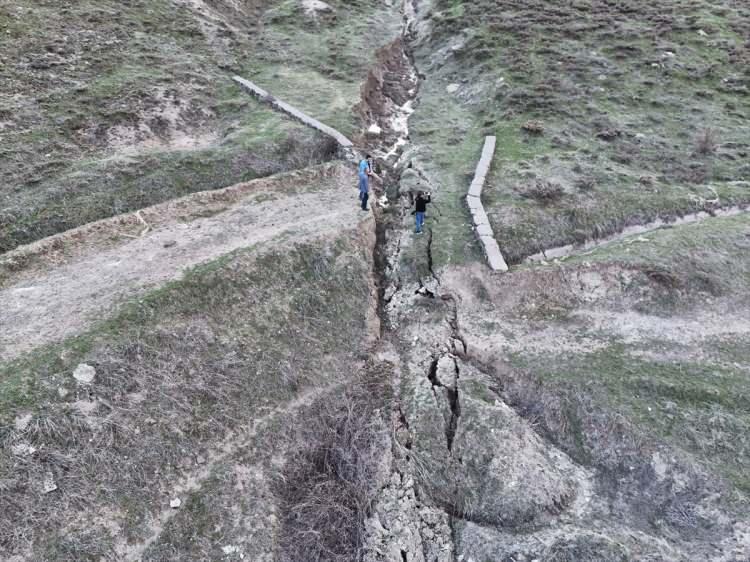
left=0, top=164, right=362, bottom=362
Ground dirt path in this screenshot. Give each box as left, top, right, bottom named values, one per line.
left=0, top=169, right=362, bottom=362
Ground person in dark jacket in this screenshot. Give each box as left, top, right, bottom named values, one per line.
left=413, top=191, right=431, bottom=234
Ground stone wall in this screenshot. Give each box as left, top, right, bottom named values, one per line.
left=233, top=76, right=355, bottom=152
left=465, top=136, right=509, bottom=272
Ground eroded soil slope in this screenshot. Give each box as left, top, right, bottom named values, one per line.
left=2, top=0, right=749, bottom=561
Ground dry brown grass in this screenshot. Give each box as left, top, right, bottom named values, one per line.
left=276, top=369, right=392, bottom=562
left=0, top=232, right=374, bottom=559
left=520, top=179, right=565, bottom=202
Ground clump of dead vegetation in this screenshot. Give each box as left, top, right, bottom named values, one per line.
left=520, top=179, right=565, bottom=202
left=521, top=120, right=545, bottom=135
left=694, top=128, right=717, bottom=156
left=276, top=370, right=391, bottom=562
left=575, top=176, right=596, bottom=191
left=281, top=133, right=341, bottom=169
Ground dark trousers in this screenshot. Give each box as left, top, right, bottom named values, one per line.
left=359, top=191, right=369, bottom=210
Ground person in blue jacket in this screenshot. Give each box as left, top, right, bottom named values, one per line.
left=358, top=155, right=373, bottom=211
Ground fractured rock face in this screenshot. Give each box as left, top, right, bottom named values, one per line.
left=363, top=436, right=454, bottom=562
left=406, top=360, right=586, bottom=528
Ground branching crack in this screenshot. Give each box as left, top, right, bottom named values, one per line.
left=426, top=227, right=439, bottom=285
left=446, top=360, right=461, bottom=452
left=426, top=356, right=462, bottom=453
left=427, top=357, right=440, bottom=387
left=449, top=515, right=459, bottom=562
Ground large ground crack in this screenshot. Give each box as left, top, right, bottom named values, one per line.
left=426, top=355, right=462, bottom=453
left=446, top=360, right=461, bottom=453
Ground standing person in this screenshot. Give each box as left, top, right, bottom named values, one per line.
left=413, top=190, right=431, bottom=234
left=358, top=155, right=372, bottom=211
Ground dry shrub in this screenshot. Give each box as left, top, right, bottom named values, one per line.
left=520, top=179, right=565, bottom=202
left=575, top=176, right=596, bottom=191
left=277, top=374, right=391, bottom=562
left=645, top=268, right=681, bottom=289
left=280, top=133, right=340, bottom=170
left=522, top=120, right=545, bottom=135
left=544, top=535, right=629, bottom=562
left=695, top=128, right=717, bottom=155
left=596, top=129, right=622, bottom=141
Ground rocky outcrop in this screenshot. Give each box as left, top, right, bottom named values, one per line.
left=404, top=358, right=586, bottom=528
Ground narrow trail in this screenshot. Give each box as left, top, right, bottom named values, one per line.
left=0, top=168, right=360, bottom=362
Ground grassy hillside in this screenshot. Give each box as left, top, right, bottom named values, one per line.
left=408, top=0, right=750, bottom=266
left=509, top=216, right=750, bottom=494
left=0, top=0, right=401, bottom=252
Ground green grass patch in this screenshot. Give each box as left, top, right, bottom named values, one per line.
left=511, top=341, right=750, bottom=493
left=410, top=0, right=750, bottom=264
left=564, top=212, right=750, bottom=297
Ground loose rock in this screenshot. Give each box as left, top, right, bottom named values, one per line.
left=73, top=363, right=96, bottom=384
left=43, top=472, right=58, bottom=494
left=11, top=443, right=37, bottom=457
left=14, top=412, right=32, bottom=431
left=302, top=0, right=333, bottom=17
